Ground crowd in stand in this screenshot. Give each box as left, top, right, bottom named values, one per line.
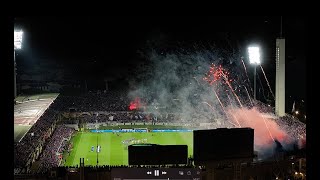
left=38, top=125, right=74, bottom=173
left=253, top=100, right=306, bottom=140
left=248, top=100, right=306, bottom=142
left=14, top=108, right=57, bottom=169
left=276, top=115, right=306, bottom=140
left=78, top=112, right=179, bottom=123
left=254, top=100, right=275, bottom=113
left=76, top=112, right=230, bottom=129
left=51, top=91, right=130, bottom=112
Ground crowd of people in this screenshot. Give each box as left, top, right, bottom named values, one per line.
left=276, top=115, right=306, bottom=141
left=14, top=108, right=57, bottom=169
left=254, top=100, right=275, bottom=113
left=245, top=100, right=306, bottom=143
left=78, top=111, right=178, bottom=123
left=38, top=125, right=74, bottom=173
left=51, top=91, right=130, bottom=112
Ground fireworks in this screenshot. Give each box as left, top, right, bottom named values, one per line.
left=200, top=62, right=305, bottom=153
left=132, top=49, right=306, bottom=158
left=203, top=63, right=243, bottom=107
left=203, top=64, right=232, bottom=86
left=260, top=65, right=275, bottom=99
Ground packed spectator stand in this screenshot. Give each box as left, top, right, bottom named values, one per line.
left=14, top=108, right=58, bottom=174
left=37, top=125, right=74, bottom=173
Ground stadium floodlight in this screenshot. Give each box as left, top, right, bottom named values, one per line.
left=248, top=46, right=261, bottom=65
left=248, top=46, right=261, bottom=100
left=14, top=30, right=23, bottom=99
left=14, top=30, right=23, bottom=50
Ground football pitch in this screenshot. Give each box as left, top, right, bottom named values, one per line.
left=63, top=131, right=193, bottom=166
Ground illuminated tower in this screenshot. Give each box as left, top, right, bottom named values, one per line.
left=275, top=38, right=285, bottom=117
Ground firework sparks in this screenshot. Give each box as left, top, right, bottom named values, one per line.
left=202, top=101, right=216, bottom=112
left=226, top=94, right=241, bottom=127
left=260, top=65, right=275, bottom=99
left=212, top=88, right=229, bottom=121
left=212, top=89, right=225, bottom=115
left=244, top=85, right=254, bottom=107
left=201, top=62, right=296, bottom=151
left=241, top=57, right=254, bottom=95
left=203, top=64, right=231, bottom=86
left=221, top=71, right=243, bottom=108
left=261, top=115, right=275, bottom=142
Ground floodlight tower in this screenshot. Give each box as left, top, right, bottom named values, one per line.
left=275, top=17, right=286, bottom=117
left=248, top=46, right=261, bottom=100
left=14, top=30, right=23, bottom=99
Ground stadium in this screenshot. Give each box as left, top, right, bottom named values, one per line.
left=13, top=16, right=306, bottom=179
left=14, top=90, right=306, bottom=174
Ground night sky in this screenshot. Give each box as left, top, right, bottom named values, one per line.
left=14, top=16, right=306, bottom=102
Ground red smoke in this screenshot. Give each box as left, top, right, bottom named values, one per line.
left=226, top=107, right=293, bottom=149
left=129, top=97, right=143, bottom=110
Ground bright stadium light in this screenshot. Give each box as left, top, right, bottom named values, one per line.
left=14, top=30, right=23, bottom=50
left=14, top=30, right=23, bottom=99
left=248, top=46, right=261, bottom=100
left=248, top=46, right=261, bottom=65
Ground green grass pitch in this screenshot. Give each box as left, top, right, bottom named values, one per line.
left=63, top=131, right=193, bottom=166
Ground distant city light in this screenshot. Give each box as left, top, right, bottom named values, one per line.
left=295, top=172, right=298, bottom=175
left=248, top=46, right=261, bottom=64
left=295, top=111, right=299, bottom=115
left=14, top=30, right=23, bottom=49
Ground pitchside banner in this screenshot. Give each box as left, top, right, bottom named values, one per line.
left=91, top=129, right=192, bottom=133
left=92, top=129, right=147, bottom=133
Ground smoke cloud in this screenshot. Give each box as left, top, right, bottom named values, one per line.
left=128, top=46, right=306, bottom=159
